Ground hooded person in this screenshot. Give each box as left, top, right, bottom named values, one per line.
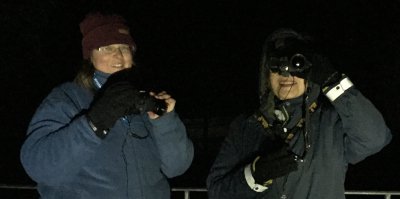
left=20, top=12, right=194, bottom=199
left=206, top=28, right=391, bottom=199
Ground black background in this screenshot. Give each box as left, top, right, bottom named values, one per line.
left=1, top=0, right=400, bottom=197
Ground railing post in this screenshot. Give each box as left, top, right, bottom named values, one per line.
left=184, top=190, right=190, bottom=199
left=385, top=193, right=391, bottom=199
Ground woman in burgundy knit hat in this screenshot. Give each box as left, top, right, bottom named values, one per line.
left=20, top=12, right=194, bottom=199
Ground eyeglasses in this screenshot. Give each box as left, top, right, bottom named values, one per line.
left=96, top=45, right=133, bottom=54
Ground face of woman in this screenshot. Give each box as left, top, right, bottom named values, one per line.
left=90, top=44, right=134, bottom=74
left=269, top=71, right=306, bottom=100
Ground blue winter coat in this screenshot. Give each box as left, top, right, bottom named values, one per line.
left=20, top=82, right=194, bottom=199
left=207, top=87, right=391, bottom=199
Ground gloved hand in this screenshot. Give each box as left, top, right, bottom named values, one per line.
left=309, top=54, right=340, bottom=88
left=87, top=69, right=167, bottom=138
left=252, top=139, right=298, bottom=185
left=87, top=80, right=141, bottom=138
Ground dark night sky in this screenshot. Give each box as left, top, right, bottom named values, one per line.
left=1, top=0, right=400, bottom=194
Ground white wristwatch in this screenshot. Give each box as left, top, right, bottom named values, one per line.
left=324, top=76, right=353, bottom=102
left=244, top=164, right=269, bottom=192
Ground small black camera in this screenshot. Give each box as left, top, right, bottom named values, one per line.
left=102, top=68, right=168, bottom=116
left=136, top=91, right=167, bottom=116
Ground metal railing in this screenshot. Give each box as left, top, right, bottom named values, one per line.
left=1, top=184, right=400, bottom=199
left=345, top=190, right=400, bottom=199
left=171, top=188, right=400, bottom=199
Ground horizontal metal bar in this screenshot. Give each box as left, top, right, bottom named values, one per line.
left=2, top=184, right=400, bottom=198
left=345, top=190, right=400, bottom=195
left=171, top=187, right=208, bottom=192
left=0, top=184, right=36, bottom=190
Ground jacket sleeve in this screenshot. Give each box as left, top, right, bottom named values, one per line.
left=330, top=87, right=392, bottom=164
left=20, top=85, right=102, bottom=185
left=206, top=115, right=262, bottom=199
left=148, top=111, right=194, bottom=178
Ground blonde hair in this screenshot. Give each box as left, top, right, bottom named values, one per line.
left=74, top=60, right=96, bottom=92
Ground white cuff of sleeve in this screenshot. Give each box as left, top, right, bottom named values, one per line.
left=325, top=77, right=353, bottom=102
left=244, top=164, right=269, bottom=192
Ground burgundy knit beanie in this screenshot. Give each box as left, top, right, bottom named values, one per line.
left=80, top=12, right=136, bottom=59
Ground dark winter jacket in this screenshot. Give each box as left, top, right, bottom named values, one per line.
left=207, top=87, right=391, bottom=199
left=20, top=80, right=194, bottom=199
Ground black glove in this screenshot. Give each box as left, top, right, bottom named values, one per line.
left=309, top=54, right=340, bottom=88
left=105, top=68, right=166, bottom=116
left=252, top=139, right=298, bottom=185
left=87, top=80, right=141, bottom=138
left=87, top=69, right=167, bottom=138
